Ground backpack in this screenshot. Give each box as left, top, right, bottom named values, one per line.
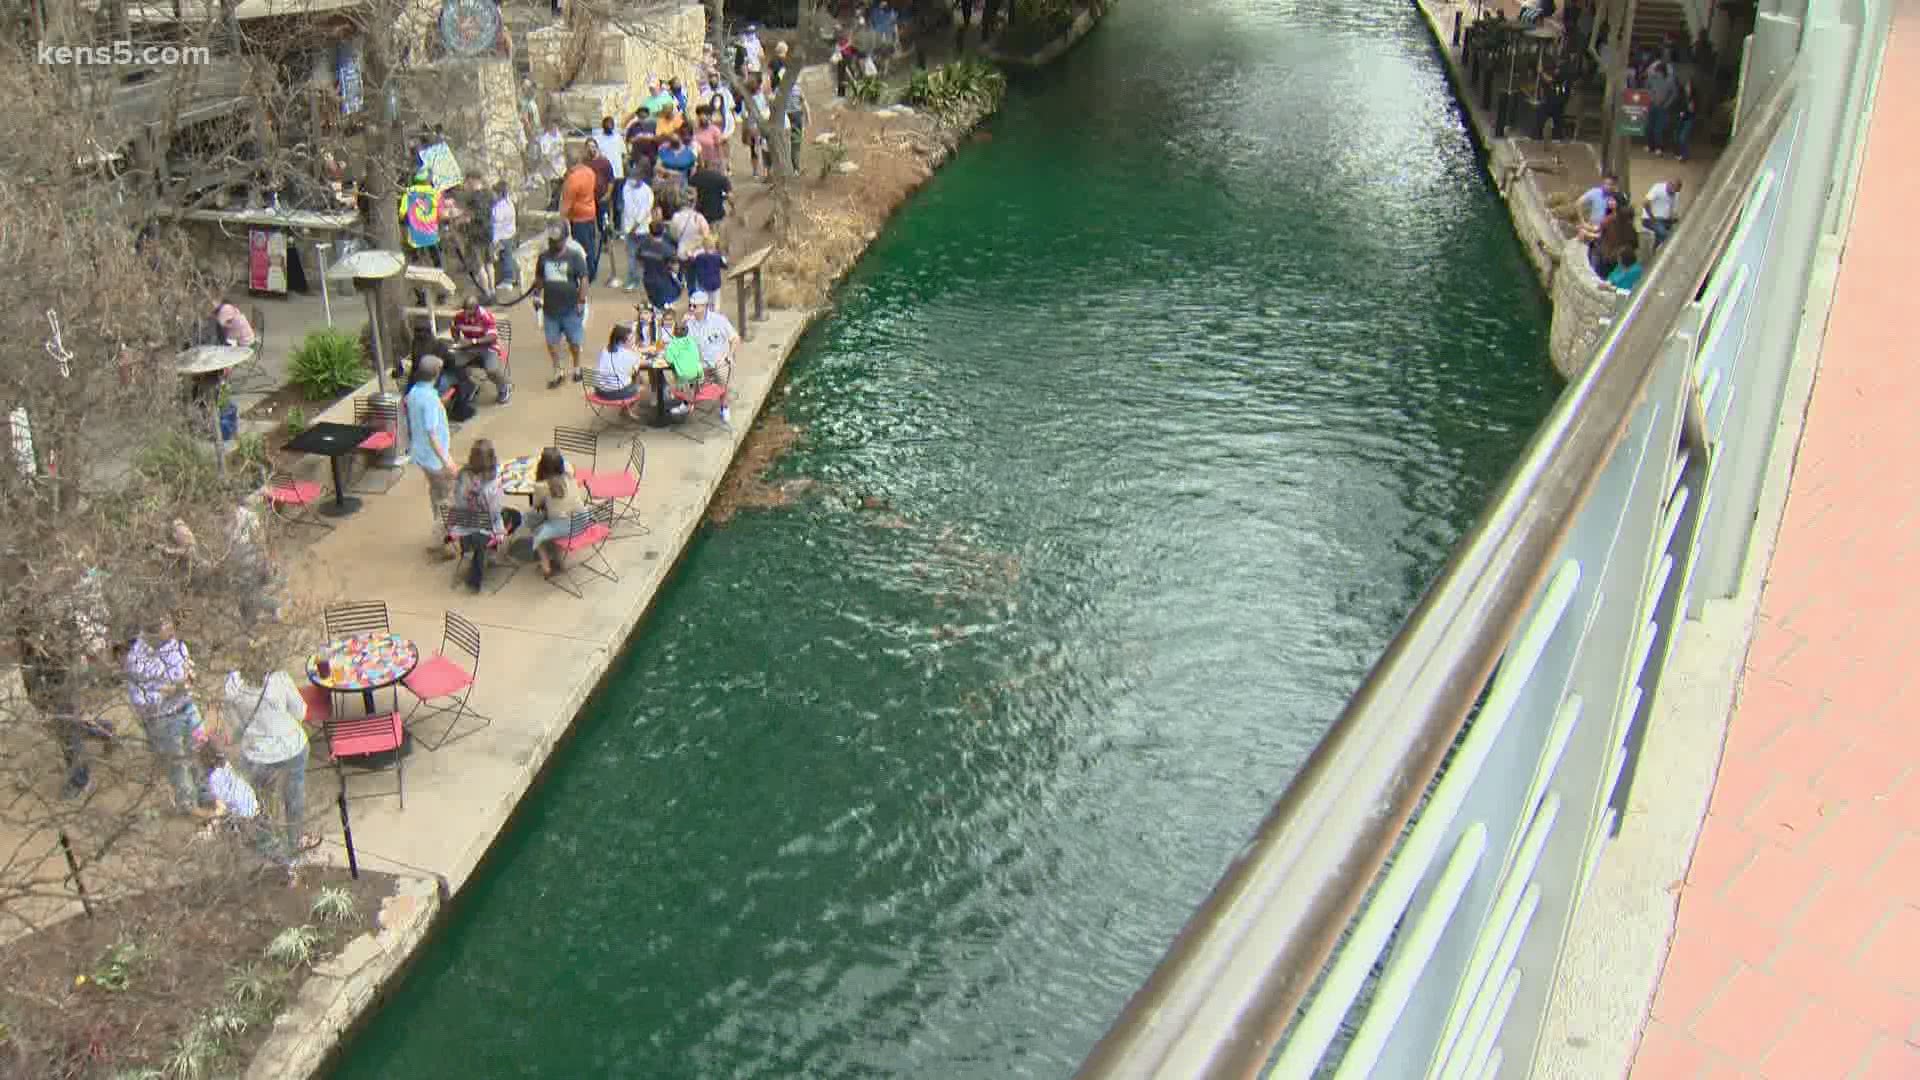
left=188, top=313, right=223, bottom=347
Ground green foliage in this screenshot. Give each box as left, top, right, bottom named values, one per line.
left=287, top=327, right=369, bottom=399
left=817, top=140, right=851, bottom=181
left=906, top=59, right=1008, bottom=123
left=86, top=939, right=146, bottom=992
left=161, top=1022, right=219, bottom=1080
left=229, top=431, right=268, bottom=473
left=310, top=886, right=357, bottom=925
left=849, top=74, right=886, bottom=104
left=265, top=925, right=320, bottom=969
left=134, top=433, right=223, bottom=498
left=283, top=406, right=307, bottom=438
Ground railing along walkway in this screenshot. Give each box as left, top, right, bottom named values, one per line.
left=1629, top=10, right=1920, bottom=1078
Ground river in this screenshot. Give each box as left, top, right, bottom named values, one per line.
left=332, top=1, right=1557, bottom=1075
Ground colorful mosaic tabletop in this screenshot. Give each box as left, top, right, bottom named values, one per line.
left=500, top=454, right=577, bottom=496
left=307, top=632, right=419, bottom=692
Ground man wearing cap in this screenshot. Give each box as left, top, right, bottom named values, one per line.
left=684, top=290, right=738, bottom=426
left=450, top=295, right=513, bottom=405
left=535, top=224, right=591, bottom=387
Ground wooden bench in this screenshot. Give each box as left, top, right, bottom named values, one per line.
left=727, top=245, right=772, bottom=342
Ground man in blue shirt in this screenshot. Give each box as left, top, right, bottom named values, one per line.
left=405, top=353, right=458, bottom=554
left=1578, top=173, right=1619, bottom=230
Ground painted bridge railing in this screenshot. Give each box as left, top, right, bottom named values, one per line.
left=1075, top=0, right=1891, bottom=1076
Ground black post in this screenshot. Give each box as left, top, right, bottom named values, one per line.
left=1495, top=91, right=1511, bottom=136
left=752, top=268, right=765, bottom=322
left=57, top=830, right=93, bottom=918
left=337, top=785, right=360, bottom=880
left=1452, top=10, right=1463, bottom=46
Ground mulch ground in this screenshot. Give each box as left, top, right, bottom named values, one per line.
left=0, top=866, right=397, bottom=1080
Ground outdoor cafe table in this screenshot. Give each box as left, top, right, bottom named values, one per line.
left=175, top=345, right=254, bottom=375
left=307, top=631, right=419, bottom=716
left=283, top=421, right=375, bottom=517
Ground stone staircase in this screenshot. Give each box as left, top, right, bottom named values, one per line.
left=1630, top=0, right=1696, bottom=53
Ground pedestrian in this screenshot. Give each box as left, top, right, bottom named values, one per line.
left=559, top=146, right=601, bottom=283
left=405, top=352, right=458, bottom=553
left=397, top=170, right=443, bottom=269
left=537, top=118, right=567, bottom=212
left=1645, top=59, right=1679, bottom=154
left=217, top=664, right=322, bottom=885
left=534, top=223, right=592, bottom=387
left=783, top=78, right=811, bottom=177
left=123, top=609, right=211, bottom=816
left=620, top=170, right=656, bottom=291
left=490, top=179, right=519, bottom=290
left=15, top=566, right=112, bottom=799
left=1642, top=178, right=1683, bottom=248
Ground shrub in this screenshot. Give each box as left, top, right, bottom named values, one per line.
left=287, top=327, right=368, bottom=399
left=265, top=925, right=320, bottom=970
left=310, top=887, right=357, bottom=925
left=849, top=74, right=886, bottom=104
left=283, top=407, right=307, bottom=438
left=905, top=59, right=1007, bottom=123
left=134, top=433, right=230, bottom=500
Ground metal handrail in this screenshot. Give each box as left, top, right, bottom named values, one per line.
left=1074, top=74, right=1799, bottom=1080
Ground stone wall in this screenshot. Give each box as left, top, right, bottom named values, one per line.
left=1549, top=237, right=1628, bottom=378
left=395, top=58, right=527, bottom=194
left=245, top=876, right=442, bottom=1080
left=526, top=3, right=704, bottom=127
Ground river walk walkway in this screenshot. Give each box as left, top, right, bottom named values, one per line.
left=286, top=300, right=809, bottom=893
left=1628, top=9, right=1920, bottom=1078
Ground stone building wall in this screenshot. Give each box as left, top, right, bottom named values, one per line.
left=527, top=3, right=705, bottom=128
left=394, top=58, right=527, bottom=194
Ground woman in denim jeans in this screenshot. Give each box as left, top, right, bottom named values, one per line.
left=220, top=670, right=315, bottom=882
left=123, top=615, right=209, bottom=814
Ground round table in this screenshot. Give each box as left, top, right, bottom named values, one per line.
left=176, top=344, right=254, bottom=375
left=307, top=631, right=419, bottom=715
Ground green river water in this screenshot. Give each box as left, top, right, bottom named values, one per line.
left=334, top=2, right=1558, bottom=1075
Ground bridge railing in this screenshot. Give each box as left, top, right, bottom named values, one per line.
left=1075, top=0, right=1890, bottom=1076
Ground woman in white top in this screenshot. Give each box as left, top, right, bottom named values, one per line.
left=593, top=322, right=648, bottom=416
left=219, top=669, right=314, bottom=880
left=670, top=203, right=710, bottom=261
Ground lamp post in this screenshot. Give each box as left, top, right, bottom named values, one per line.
left=325, top=249, right=406, bottom=468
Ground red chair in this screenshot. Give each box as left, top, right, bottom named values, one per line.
left=351, top=396, right=403, bottom=494
left=579, top=439, right=647, bottom=535
left=583, top=380, right=638, bottom=429
left=444, top=507, right=521, bottom=594
left=552, top=425, right=606, bottom=486
left=548, top=502, right=618, bottom=598
left=266, top=470, right=329, bottom=531
left=298, top=684, right=334, bottom=733
left=324, top=710, right=406, bottom=808
left=402, top=611, right=488, bottom=751
left=674, top=361, right=733, bottom=441
left=496, top=319, right=514, bottom=376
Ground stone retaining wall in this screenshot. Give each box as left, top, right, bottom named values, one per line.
left=246, top=876, right=442, bottom=1079
left=1410, top=0, right=1630, bottom=379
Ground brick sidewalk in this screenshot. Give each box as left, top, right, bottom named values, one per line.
left=1630, top=9, right=1920, bottom=1080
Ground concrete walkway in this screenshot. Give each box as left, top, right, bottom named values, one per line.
left=284, top=293, right=809, bottom=894
left=1629, top=11, right=1920, bottom=1079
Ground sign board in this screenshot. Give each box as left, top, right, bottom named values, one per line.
left=248, top=228, right=288, bottom=295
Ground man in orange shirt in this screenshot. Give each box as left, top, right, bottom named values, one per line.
left=558, top=146, right=601, bottom=285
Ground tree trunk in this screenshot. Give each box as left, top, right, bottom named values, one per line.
left=361, top=17, right=407, bottom=357
left=1600, top=0, right=1638, bottom=188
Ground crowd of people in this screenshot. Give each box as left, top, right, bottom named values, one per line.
left=1575, top=171, right=1685, bottom=293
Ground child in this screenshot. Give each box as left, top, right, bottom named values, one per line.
left=199, top=740, right=261, bottom=823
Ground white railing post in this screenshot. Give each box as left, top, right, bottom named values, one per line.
left=1697, top=14, right=1858, bottom=602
